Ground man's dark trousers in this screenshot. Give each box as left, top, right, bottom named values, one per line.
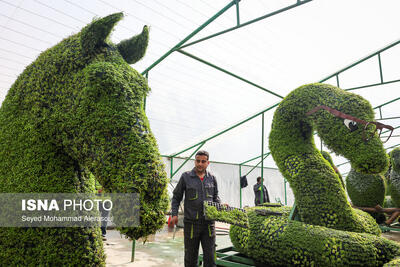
left=99, top=204, right=109, bottom=236
left=184, top=221, right=216, bottom=267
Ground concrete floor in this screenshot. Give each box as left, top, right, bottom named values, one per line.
left=104, top=225, right=400, bottom=267
left=382, top=230, right=400, bottom=242
left=104, top=222, right=232, bottom=266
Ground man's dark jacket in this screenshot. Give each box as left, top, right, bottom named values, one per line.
left=254, top=183, right=270, bottom=205
left=171, top=168, right=221, bottom=223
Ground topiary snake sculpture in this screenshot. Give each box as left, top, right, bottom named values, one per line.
left=219, top=83, right=400, bottom=266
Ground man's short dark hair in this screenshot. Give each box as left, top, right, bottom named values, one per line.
left=257, top=177, right=261, bottom=183
left=195, top=150, right=209, bottom=160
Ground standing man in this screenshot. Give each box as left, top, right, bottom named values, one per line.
left=254, top=176, right=270, bottom=206
left=171, top=150, right=221, bottom=267
left=97, top=186, right=109, bottom=241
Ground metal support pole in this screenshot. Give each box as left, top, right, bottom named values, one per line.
left=144, top=72, right=148, bottom=111
left=240, top=152, right=270, bottom=165
left=375, top=96, right=400, bottom=109
left=131, top=239, right=136, bottom=262
left=235, top=0, right=240, bottom=26
left=141, top=0, right=238, bottom=76
left=284, top=179, right=287, bottom=205
left=344, top=79, right=400, bottom=91
left=244, top=153, right=270, bottom=177
left=336, top=74, right=340, bottom=87
left=180, top=0, right=312, bottom=49
left=176, top=50, right=283, bottom=98
left=260, top=113, right=265, bottom=204
left=170, top=156, right=174, bottom=180
left=320, top=39, right=400, bottom=83
left=169, top=102, right=279, bottom=158
left=171, top=142, right=205, bottom=178
left=239, top=164, right=242, bottom=208
left=378, top=53, right=384, bottom=83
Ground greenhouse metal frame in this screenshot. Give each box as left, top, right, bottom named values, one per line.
left=141, top=0, right=400, bottom=207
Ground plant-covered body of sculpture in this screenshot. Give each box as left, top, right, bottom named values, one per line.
left=346, top=169, right=385, bottom=208
left=321, top=150, right=345, bottom=188
left=388, top=148, right=400, bottom=207
left=269, top=83, right=390, bottom=233
left=207, top=83, right=400, bottom=265
left=0, top=13, right=169, bottom=266
left=346, top=168, right=386, bottom=223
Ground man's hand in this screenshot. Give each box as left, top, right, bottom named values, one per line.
left=171, top=215, right=179, bottom=226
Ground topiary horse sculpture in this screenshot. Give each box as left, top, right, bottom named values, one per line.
left=207, top=83, right=400, bottom=265
left=0, top=13, right=169, bottom=266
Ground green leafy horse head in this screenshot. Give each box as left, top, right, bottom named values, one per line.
left=0, top=13, right=168, bottom=265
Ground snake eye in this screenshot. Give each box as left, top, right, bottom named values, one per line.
left=344, top=119, right=358, bottom=132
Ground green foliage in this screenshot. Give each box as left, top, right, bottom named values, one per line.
left=231, top=207, right=400, bottom=266
left=346, top=168, right=387, bottom=224
left=384, top=196, right=395, bottom=208
left=217, top=82, right=400, bottom=265
left=321, top=150, right=345, bottom=188
left=0, top=228, right=105, bottom=266
left=321, top=150, right=334, bottom=166
left=117, top=26, right=149, bottom=64
left=346, top=168, right=385, bottom=207
left=385, top=257, right=400, bottom=266
left=204, top=202, right=248, bottom=228
left=229, top=222, right=250, bottom=255
left=81, top=12, right=123, bottom=54
left=391, top=148, right=400, bottom=173
left=385, top=153, right=392, bottom=196
left=269, top=83, right=386, bottom=233
left=0, top=13, right=168, bottom=265
left=388, top=148, right=400, bottom=207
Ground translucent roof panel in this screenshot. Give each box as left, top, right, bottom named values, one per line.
left=0, top=0, right=399, bottom=167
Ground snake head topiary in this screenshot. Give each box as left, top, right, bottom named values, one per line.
left=309, top=87, right=389, bottom=174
